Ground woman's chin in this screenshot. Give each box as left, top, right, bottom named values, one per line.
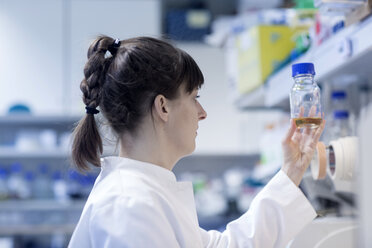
left=181, top=143, right=196, bottom=157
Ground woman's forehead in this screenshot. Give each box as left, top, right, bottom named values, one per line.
left=178, top=83, right=198, bottom=95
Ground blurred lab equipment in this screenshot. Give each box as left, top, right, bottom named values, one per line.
left=310, top=136, right=358, bottom=182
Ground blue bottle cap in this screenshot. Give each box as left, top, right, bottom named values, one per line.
left=68, top=170, right=80, bottom=181
left=53, top=171, right=62, bottom=180
left=11, top=162, right=22, bottom=173
left=333, top=110, right=349, bottom=119
left=331, top=91, right=346, bottom=99
left=0, top=168, right=7, bottom=178
left=24, top=171, right=34, bottom=181
left=292, top=63, right=315, bottom=77
left=39, top=164, right=49, bottom=174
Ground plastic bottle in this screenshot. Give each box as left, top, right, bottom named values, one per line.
left=326, top=90, right=353, bottom=140
left=80, top=173, right=96, bottom=198
left=331, top=90, right=348, bottom=111
left=22, top=171, right=34, bottom=199
left=330, top=110, right=351, bottom=139
left=290, top=63, right=322, bottom=129
left=359, top=84, right=372, bottom=116
left=67, top=170, right=83, bottom=200
left=33, top=164, right=53, bottom=199
left=0, top=168, right=9, bottom=200
left=51, top=232, right=66, bottom=248
left=52, top=171, right=69, bottom=202
left=7, top=162, right=28, bottom=199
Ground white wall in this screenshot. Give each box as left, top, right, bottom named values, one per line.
left=177, top=43, right=283, bottom=154
left=0, top=0, right=161, bottom=115
left=68, top=0, right=161, bottom=114
left=0, top=0, right=65, bottom=114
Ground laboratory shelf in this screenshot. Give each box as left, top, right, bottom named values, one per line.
left=266, top=14, right=372, bottom=108
left=0, top=199, right=85, bottom=211
left=238, top=14, right=372, bottom=109
left=174, top=153, right=259, bottom=178
left=0, top=148, right=70, bottom=159
left=0, top=115, right=79, bottom=160
left=0, top=200, right=85, bottom=235
left=0, top=115, right=80, bottom=127
left=0, top=224, right=77, bottom=235
left=233, top=86, right=266, bottom=110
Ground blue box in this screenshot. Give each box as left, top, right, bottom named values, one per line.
left=166, top=9, right=211, bottom=41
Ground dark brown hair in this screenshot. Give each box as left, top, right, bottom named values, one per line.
left=72, top=36, right=204, bottom=171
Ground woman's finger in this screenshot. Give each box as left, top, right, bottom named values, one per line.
left=315, top=119, right=326, bottom=139
left=310, top=119, right=326, bottom=149
left=312, top=112, right=325, bottom=138
left=309, top=105, right=317, bottom=117
left=283, top=119, right=297, bottom=144
left=291, top=107, right=304, bottom=143
left=299, top=106, right=304, bottom=118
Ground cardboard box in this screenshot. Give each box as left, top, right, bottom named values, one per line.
left=236, top=25, right=297, bottom=94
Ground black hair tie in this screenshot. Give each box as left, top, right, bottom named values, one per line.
left=108, top=39, right=121, bottom=55
left=85, top=106, right=100, bottom=115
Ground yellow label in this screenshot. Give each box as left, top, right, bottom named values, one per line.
left=186, top=10, right=211, bottom=28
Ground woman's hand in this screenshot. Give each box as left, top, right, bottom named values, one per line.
left=281, top=113, right=325, bottom=186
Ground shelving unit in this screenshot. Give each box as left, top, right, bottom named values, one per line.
left=237, top=14, right=372, bottom=109
left=0, top=114, right=260, bottom=237
left=0, top=225, right=77, bottom=236
left=228, top=13, right=372, bottom=242
left=0, top=115, right=84, bottom=241
left=0, top=115, right=80, bottom=161
left=174, top=153, right=260, bottom=178
left=0, top=199, right=85, bottom=211
left=234, top=86, right=267, bottom=110
left=0, top=148, right=70, bottom=159
left=0, top=116, right=80, bottom=126
left=0, top=200, right=86, bottom=236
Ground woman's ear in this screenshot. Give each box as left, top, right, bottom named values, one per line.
left=153, top=94, right=169, bottom=122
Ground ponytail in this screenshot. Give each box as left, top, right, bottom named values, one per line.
left=72, top=115, right=103, bottom=171
left=71, top=36, right=118, bottom=171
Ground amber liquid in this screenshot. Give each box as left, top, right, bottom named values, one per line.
left=293, top=117, right=322, bottom=129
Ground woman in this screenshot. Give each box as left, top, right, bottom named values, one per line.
left=68, top=36, right=325, bottom=248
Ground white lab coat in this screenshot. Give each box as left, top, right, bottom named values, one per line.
left=68, top=156, right=316, bottom=248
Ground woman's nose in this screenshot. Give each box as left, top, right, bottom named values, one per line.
left=198, top=103, right=207, bottom=121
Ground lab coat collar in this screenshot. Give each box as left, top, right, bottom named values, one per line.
left=100, top=156, right=178, bottom=184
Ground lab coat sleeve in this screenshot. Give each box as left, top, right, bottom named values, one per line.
left=200, top=170, right=317, bottom=248
left=89, top=196, right=180, bottom=248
